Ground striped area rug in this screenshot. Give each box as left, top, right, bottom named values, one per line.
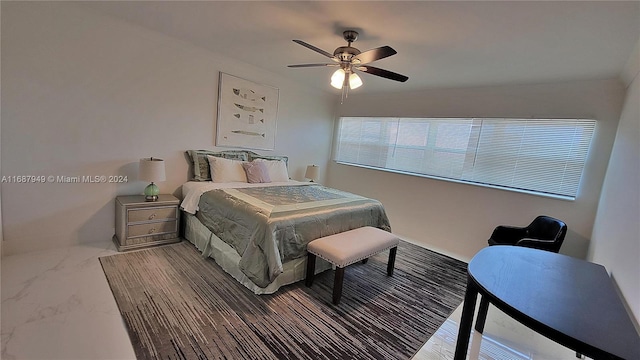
left=100, top=240, right=467, bottom=360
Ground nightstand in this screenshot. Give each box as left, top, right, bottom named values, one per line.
left=113, top=194, right=181, bottom=251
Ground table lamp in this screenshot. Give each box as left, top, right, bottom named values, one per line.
left=139, top=157, right=166, bottom=201
left=305, top=165, right=319, bottom=182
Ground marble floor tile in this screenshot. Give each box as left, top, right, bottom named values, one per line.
left=1, top=240, right=135, bottom=360
left=2, top=239, right=582, bottom=360
left=413, top=298, right=579, bottom=360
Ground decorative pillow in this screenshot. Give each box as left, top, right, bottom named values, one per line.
left=207, top=156, right=247, bottom=183
left=254, top=159, right=289, bottom=182
left=248, top=153, right=289, bottom=167
left=242, top=161, right=271, bottom=183
left=187, top=150, right=248, bottom=181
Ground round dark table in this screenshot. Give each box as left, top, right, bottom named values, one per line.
left=453, top=246, right=640, bottom=360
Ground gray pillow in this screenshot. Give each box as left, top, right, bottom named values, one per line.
left=247, top=152, right=288, bottom=167
left=186, top=150, right=249, bottom=181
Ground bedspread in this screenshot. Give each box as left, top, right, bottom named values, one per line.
left=195, top=184, right=391, bottom=287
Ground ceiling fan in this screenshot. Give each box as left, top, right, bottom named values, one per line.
left=288, top=30, right=408, bottom=97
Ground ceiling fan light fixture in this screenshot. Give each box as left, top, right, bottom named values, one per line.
left=331, top=69, right=346, bottom=89
left=349, top=73, right=362, bottom=89
left=331, top=68, right=362, bottom=90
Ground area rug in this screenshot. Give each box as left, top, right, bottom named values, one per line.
left=100, top=240, right=467, bottom=360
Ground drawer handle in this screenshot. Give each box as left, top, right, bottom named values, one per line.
left=149, top=213, right=156, bottom=220
left=148, top=228, right=156, bottom=234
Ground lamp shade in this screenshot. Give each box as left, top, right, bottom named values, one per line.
left=305, top=165, right=319, bottom=182
left=349, top=73, right=363, bottom=89
left=139, top=158, right=166, bottom=183
left=331, top=69, right=346, bottom=89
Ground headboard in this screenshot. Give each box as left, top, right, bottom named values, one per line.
left=186, top=150, right=288, bottom=181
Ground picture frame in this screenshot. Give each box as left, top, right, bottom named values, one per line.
left=216, top=73, right=279, bottom=150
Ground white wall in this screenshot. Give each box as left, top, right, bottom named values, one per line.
left=590, top=66, right=639, bottom=322
left=0, top=2, right=336, bottom=255
left=327, top=79, right=625, bottom=261
left=0, top=0, right=3, bottom=257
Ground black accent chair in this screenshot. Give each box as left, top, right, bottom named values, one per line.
left=475, top=215, right=568, bottom=336
left=487, top=215, right=567, bottom=253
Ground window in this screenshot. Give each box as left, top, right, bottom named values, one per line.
left=335, top=117, right=596, bottom=199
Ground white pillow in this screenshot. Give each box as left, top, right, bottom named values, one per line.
left=254, top=159, right=289, bottom=182
left=207, top=156, right=247, bottom=183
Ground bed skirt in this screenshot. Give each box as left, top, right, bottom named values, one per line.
left=183, top=213, right=331, bottom=294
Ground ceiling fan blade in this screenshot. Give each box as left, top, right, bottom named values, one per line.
left=292, top=40, right=335, bottom=59
left=353, top=46, right=397, bottom=64
left=288, top=63, right=338, bottom=68
left=356, top=65, right=409, bottom=82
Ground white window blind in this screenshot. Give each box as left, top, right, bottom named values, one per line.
left=335, top=117, right=596, bottom=199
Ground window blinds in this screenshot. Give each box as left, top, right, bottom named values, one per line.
left=335, top=117, right=596, bottom=199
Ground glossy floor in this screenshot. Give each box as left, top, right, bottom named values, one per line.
left=414, top=299, right=577, bottom=359
left=2, top=240, right=579, bottom=360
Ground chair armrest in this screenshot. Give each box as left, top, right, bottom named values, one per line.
left=516, top=238, right=561, bottom=252
left=489, top=226, right=527, bottom=245
left=516, top=237, right=554, bottom=246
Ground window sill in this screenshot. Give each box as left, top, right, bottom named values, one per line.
left=335, top=161, right=576, bottom=201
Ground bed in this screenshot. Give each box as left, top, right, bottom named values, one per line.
left=181, top=150, right=391, bottom=294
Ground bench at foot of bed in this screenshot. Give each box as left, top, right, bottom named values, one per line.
left=305, top=226, right=399, bottom=305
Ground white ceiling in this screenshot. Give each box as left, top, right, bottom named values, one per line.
left=78, top=1, right=639, bottom=94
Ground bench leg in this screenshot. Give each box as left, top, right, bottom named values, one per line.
left=387, top=246, right=398, bottom=276
left=333, top=267, right=345, bottom=305
left=305, top=253, right=316, bottom=287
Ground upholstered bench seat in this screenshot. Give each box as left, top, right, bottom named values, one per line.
left=305, top=226, right=400, bottom=305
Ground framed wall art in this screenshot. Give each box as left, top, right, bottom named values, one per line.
left=216, top=73, right=279, bottom=150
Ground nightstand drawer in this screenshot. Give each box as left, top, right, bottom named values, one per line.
left=128, top=207, right=177, bottom=223
left=127, top=220, right=177, bottom=238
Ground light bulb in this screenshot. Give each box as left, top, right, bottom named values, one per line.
left=331, top=69, right=346, bottom=89
left=349, top=73, right=363, bottom=89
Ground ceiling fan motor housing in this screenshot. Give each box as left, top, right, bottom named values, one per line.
left=333, top=46, right=361, bottom=62
left=333, top=30, right=361, bottom=62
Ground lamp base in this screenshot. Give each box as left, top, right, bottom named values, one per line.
left=144, top=182, right=160, bottom=202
